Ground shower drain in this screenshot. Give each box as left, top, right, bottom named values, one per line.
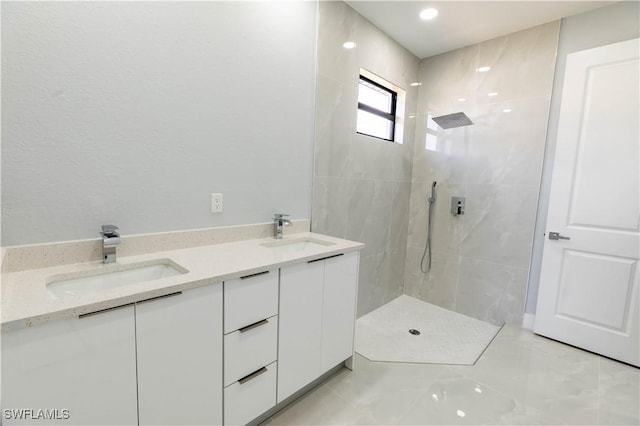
left=408, top=329, right=421, bottom=336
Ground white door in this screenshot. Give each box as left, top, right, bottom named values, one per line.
left=535, top=38, right=640, bottom=366
left=136, top=285, right=223, bottom=426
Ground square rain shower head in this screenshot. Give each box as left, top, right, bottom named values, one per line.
left=431, top=112, right=474, bottom=129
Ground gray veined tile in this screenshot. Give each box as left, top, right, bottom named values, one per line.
left=314, top=75, right=356, bottom=178
left=389, top=181, right=411, bottom=253
left=316, top=1, right=359, bottom=84
left=267, top=324, right=639, bottom=426
left=348, top=134, right=399, bottom=181
left=346, top=179, right=393, bottom=258
left=418, top=43, right=480, bottom=108
left=461, top=183, right=538, bottom=269
left=311, top=176, right=348, bottom=239
left=262, top=383, right=375, bottom=426
left=356, top=251, right=390, bottom=318
left=399, top=375, right=522, bottom=425
left=403, top=246, right=459, bottom=311
left=410, top=120, right=471, bottom=187
left=597, top=357, right=640, bottom=425
left=387, top=247, right=407, bottom=300
left=466, top=97, right=551, bottom=186
left=476, top=21, right=560, bottom=103
left=455, top=257, right=528, bottom=326
left=452, top=325, right=601, bottom=425
left=407, top=181, right=465, bottom=255
left=324, top=354, right=448, bottom=425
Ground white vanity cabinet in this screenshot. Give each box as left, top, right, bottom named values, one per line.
left=2, top=305, right=138, bottom=425
left=223, top=270, right=279, bottom=425
left=277, top=260, right=325, bottom=403
left=1, top=243, right=361, bottom=426
left=320, top=251, right=359, bottom=373
left=136, top=284, right=223, bottom=426
left=2, top=284, right=223, bottom=426
left=277, top=251, right=359, bottom=403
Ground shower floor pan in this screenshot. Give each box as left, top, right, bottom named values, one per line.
left=355, top=295, right=501, bottom=365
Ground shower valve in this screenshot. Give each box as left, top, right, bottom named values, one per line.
left=451, top=197, right=465, bottom=216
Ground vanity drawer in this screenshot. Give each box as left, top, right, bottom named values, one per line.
left=224, top=270, right=278, bottom=333
left=224, top=361, right=277, bottom=426
left=224, top=315, right=278, bottom=386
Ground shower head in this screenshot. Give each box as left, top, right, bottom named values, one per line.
left=431, top=112, right=473, bottom=129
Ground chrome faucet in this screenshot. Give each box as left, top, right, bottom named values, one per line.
left=100, top=225, right=121, bottom=264
left=273, top=214, right=292, bottom=239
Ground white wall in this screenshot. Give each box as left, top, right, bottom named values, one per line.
left=1, top=2, right=317, bottom=246
left=526, top=1, right=640, bottom=314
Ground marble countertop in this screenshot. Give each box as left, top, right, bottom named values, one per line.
left=1, top=232, right=363, bottom=331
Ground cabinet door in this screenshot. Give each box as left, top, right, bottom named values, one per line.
left=136, top=284, right=223, bottom=425
left=321, top=251, right=359, bottom=373
left=277, top=261, right=324, bottom=403
left=2, top=305, right=137, bottom=425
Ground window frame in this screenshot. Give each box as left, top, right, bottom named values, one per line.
left=357, top=75, right=398, bottom=142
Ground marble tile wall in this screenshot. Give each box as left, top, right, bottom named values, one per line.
left=404, top=22, right=561, bottom=325
left=312, top=1, right=419, bottom=317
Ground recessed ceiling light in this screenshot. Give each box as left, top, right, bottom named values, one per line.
left=342, top=41, right=356, bottom=49
left=503, top=108, right=512, bottom=113
left=476, top=66, right=491, bottom=72
left=457, top=410, right=466, bottom=418
left=410, top=82, right=422, bottom=87
left=488, top=92, right=499, bottom=97
left=457, top=98, right=467, bottom=102
left=419, top=8, right=439, bottom=20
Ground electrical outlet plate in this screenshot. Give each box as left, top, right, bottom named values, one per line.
left=211, top=193, right=223, bottom=213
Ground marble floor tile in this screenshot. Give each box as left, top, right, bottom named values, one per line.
left=263, top=324, right=639, bottom=426
left=323, top=358, right=447, bottom=425
left=263, top=383, right=375, bottom=426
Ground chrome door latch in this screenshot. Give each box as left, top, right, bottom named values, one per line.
left=548, top=232, right=571, bottom=241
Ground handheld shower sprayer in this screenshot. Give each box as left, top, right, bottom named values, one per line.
left=429, top=181, right=437, bottom=203
left=421, top=181, right=437, bottom=273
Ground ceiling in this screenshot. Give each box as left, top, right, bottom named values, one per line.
left=346, top=1, right=616, bottom=58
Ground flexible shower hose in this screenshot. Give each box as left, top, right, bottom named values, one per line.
left=420, top=182, right=437, bottom=273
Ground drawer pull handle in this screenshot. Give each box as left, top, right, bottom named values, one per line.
left=240, top=270, right=270, bottom=280
left=136, top=291, right=183, bottom=305
left=238, top=319, right=269, bottom=333
left=79, top=303, right=133, bottom=319
left=238, top=367, right=268, bottom=385
left=307, top=253, right=344, bottom=264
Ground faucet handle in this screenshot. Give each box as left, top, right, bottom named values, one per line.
left=101, top=224, right=120, bottom=237
left=274, top=213, right=290, bottom=219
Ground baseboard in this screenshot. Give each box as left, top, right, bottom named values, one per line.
left=522, top=313, right=536, bottom=330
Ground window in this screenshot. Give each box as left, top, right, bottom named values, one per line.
left=357, top=75, right=397, bottom=141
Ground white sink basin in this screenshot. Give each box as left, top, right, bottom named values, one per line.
left=260, top=237, right=336, bottom=251
left=47, top=259, right=188, bottom=299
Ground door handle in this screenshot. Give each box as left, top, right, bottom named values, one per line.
left=548, top=232, right=571, bottom=241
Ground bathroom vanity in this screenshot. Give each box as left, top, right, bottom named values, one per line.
left=1, top=231, right=362, bottom=425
